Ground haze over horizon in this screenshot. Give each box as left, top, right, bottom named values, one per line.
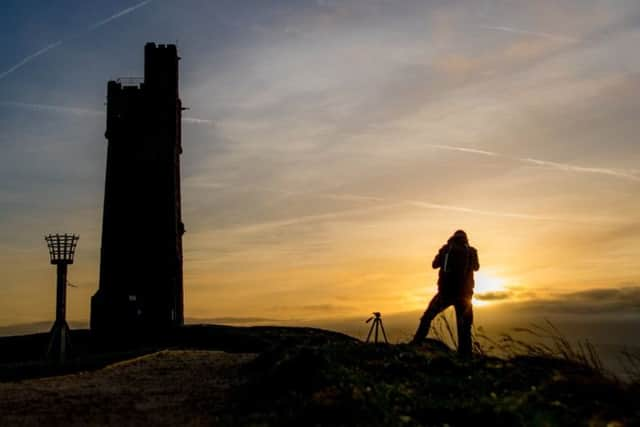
left=1, top=0, right=639, bottom=332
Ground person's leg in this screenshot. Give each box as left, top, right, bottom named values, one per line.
left=454, top=297, right=474, bottom=357
left=411, top=293, right=450, bottom=344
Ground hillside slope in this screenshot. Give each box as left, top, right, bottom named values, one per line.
left=0, top=326, right=638, bottom=426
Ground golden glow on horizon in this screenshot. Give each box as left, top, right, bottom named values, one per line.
left=473, top=272, right=508, bottom=307
left=2, top=1, right=640, bottom=328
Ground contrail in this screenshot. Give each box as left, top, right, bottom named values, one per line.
left=230, top=203, right=402, bottom=233
left=0, top=41, right=63, bottom=81
left=405, top=200, right=564, bottom=222
left=332, top=194, right=615, bottom=224
left=208, top=193, right=615, bottom=234
left=88, top=0, right=154, bottom=31
left=426, top=144, right=500, bottom=158
left=0, top=100, right=214, bottom=125
left=184, top=180, right=619, bottom=230
left=425, top=143, right=640, bottom=182
left=182, top=117, right=215, bottom=125
left=0, top=0, right=153, bottom=81
left=224, top=195, right=620, bottom=233
left=520, top=158, right=640, bottom=181
left=480, top=25, right=579, bottom=43
left=341, top=195, right=608, bottom=223
left=0, top=101, right=102, bottom=116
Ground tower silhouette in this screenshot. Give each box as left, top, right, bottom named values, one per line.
left=91, top=43, right=185, bottom=340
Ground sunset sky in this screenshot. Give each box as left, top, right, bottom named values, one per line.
left=0, top=0, right=639, bottom=330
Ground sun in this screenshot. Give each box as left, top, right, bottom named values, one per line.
left=472, top=272, right=507, bottom=307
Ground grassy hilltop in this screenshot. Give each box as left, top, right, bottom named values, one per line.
left=240, top=339, right=639, bottom=426
left=0, top=325, right=638, bottom=426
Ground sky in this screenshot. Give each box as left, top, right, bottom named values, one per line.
left=0, top=0, right=639, bottom=334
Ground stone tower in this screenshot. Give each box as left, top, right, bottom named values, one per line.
left=91, top=43, right=184, bottom=339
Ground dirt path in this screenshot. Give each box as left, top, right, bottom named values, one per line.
left=0, top=350, right=257, bottom=426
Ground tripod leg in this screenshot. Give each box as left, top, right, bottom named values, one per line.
left=374, top=319, right=379, bottom=343
left=379, top=320, right=389, bottom=344
left=366, top=322, right=375, bottom=342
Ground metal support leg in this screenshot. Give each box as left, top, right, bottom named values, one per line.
left=47, top=263, right=71, bottom=363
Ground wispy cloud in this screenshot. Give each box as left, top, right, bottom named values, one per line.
left=475, top=291, right=512, bottom=301
left=229, top=203, right=401, bottom=233
left=186, top=181, right=618, bottom=233
left=480, top=25, right=579, bottom=43
left=182, top=117, right=215, bottom=125
left=0, top=0, right=154, bottom=81
left=404, top=200, right=563, bottom=222
left=425, top=144, right=640, bottom=182
left=509, top=286, right=640, bottom=315
left=317, top=192, right=596, bottom=223
left=0, top=101, right=102, bottom=116
left=88, top=0, right=154, bottom=31
left=521, top=158, right=639, bottom=181
left=0, top=100, right=213, bottom=125
left=426, top=144, right=501, bottom=158
left=0, top=41, right=64, bottom=81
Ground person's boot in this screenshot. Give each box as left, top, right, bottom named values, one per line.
left=457, top=329, right=473, bottom=358
left=410, top=318, right=431, bottom=345
left=457, top=346, right=472, bottom=359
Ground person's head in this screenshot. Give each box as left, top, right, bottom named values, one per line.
left=449, top=229, right=469, bottom=245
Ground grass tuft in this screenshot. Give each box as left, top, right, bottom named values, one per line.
left=620, top=348, right=640, bottom=384
left=430, top=315, right=610, bottom=378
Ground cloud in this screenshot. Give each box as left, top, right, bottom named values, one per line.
left=299, top=304, right=355, bottom=312
left=509, top=286, right=640, bottom=315
left=0, top=321, right=88, bottom=337
left=185, top=316, right=279, bottom=324
left=227, top=203, right=401, bottom=233
left=426, top=144, right=500, bottom=158
left=0, top=101, right=213, bottom=125
left=269, top=304, right=355, bottom=314
left=424, top=143, right=640, bottom=182
left=184, top=179, right=619, bottom=235
left=404, top=200, right=564, bottom=222
left=87, top=0, right=154, bottom=31
left=476, top=291, right=513, bottom=301
left=0, top=101, right=102, bottom=117
left=182, top=117, right=215, bottom=126
left=0, top=41, right=64, bottom=81
left=0, top=0, right=154, bottom=81
left=185, top=180, right=610, bottom=232
left=480, top=25, right=579, bottom=43
left=520, top=157, right=640, bottom=182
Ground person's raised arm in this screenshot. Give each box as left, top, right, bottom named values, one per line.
left=432, top=246, right=446, bottom=269
left=471, top=247, right=480, bottom=271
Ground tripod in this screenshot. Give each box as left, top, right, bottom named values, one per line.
left=365, top=312, right=389, bottom=344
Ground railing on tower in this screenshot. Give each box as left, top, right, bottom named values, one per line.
left=116, top=77, right=144, bottom=87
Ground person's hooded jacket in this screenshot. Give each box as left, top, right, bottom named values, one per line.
left=432, top=230, right=479, bottom=298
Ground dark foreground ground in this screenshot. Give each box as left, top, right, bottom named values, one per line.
left=0, top=325, right=638, bottom=426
